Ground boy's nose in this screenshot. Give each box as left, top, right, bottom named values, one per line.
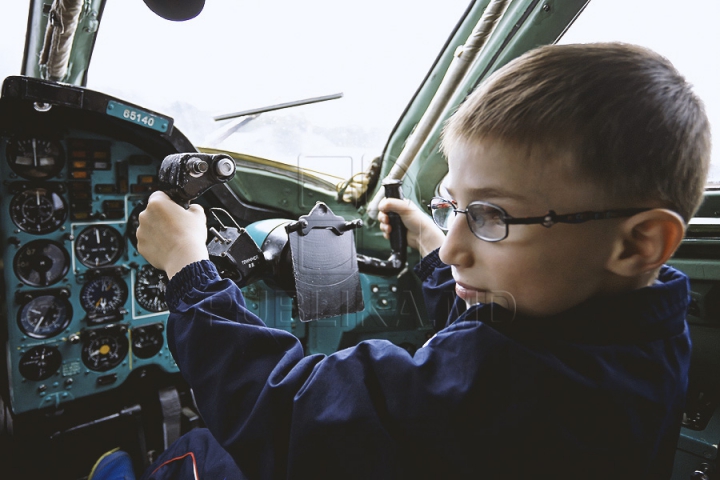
left=438, top=215, right=474, bottom=267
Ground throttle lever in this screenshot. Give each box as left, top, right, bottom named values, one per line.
left=158, top=153, right=236, bottom=209
left=382, top=179, right=408, bottom=269
left=356, top=179, right=408, bottom=276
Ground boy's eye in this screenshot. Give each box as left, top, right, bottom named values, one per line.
left=487, top=210, right=505, bottom=225
left=472, top=203, right=504, bottom=220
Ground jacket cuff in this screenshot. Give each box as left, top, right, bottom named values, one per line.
left=166, top=260, right=220, bottom=310
left=413, top=248, right=445, bottom=281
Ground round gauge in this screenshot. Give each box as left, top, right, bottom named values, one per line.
left=17, top=295, right=72, bottom=339
left=13, top=240, right=70, bottom=287
left=81, top=332, right=129, bottom=371
left=126, top=200, right=147, bottom=249
left=19, top=345, right=62, bottom=381
left=75, top=225, right=124, bottom=268
left=131, top=324, right=164, bottom=359
left=135, top=265, right=168, bottom=312
left=7, top=137, right=65, bottom=179
left=10, top=186, right=68, bottom=234
left=80, top=276, right=128, bottom=316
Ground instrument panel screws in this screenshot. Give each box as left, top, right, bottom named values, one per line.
left=542, top=3, right=550, bottom=11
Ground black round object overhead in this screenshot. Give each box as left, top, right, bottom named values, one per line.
left=143, top=0, right=205, bottom=21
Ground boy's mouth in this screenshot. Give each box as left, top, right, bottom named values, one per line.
left=455, top=282, right=486, bottom=305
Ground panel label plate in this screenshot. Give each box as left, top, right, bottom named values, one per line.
left=106, top=101, right=169, bottom=133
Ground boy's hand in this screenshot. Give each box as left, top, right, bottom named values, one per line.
left=378, top=197, right=445, bottom=258
left=137, top=191, right=209, bottom=279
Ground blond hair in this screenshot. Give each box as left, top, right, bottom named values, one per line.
left=442, top=42, right=711, bottom=222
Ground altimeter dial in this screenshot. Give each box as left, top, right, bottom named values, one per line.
left=75, top=225, right=124, bottom=268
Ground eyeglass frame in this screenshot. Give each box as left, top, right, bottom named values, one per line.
left=428, top=196, right=652, bottom=242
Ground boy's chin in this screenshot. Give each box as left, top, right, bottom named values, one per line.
left=463, top=298, right=483, bottom=308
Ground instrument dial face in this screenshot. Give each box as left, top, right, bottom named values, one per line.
left=131, top=324, right=164, bottom=359
left=10, top=187, right=68, bottom=234
left=18, top=295, right=72, bottom=339
left=75, top=225, right=124, bottom=268
left=135, top=265, right=168, bottom=312
left=80, top=276, right=128, bottom=316
left=82, top=333, right=128, bottom=371
left=7, top=138, right=65, bottom=179
left=19, top=345, right=62, bottom=381
left=13, top=240, right=70, bottom=287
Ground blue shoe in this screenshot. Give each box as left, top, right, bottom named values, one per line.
left=89, top=448, right=136, bottom=480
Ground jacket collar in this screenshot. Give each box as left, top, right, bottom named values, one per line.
left=460, top=265, right=690, bottom=345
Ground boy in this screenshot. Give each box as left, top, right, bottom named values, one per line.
left=134, top=42, right=710, bottom=478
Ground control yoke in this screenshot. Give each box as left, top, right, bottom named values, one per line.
left=157, top=153, right=410, bottom=320
left=157, top=153, right=236, bottom=209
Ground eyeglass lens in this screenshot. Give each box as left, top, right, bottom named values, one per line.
left=430, top=199, right=455, bottom=229
left=467, top=203, right=506, bottom=240
left=431, top=198, right=508, bottom=241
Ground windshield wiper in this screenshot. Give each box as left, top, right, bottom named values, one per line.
left=205, top=92, right=343, bottom=146
left=213, top=92, right=343, bottom=121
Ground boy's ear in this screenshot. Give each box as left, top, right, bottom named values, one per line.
left=605, top=209, right=686, bottom=277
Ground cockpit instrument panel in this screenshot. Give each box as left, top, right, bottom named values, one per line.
left=0, top=76, right=194, bottom=415
left=0, top=76, right=429, bottom=418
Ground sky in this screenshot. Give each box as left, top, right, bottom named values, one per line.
left=559, top=0, right=720, bottom=181
left=0, top=0, right=470, bottom=177
left=0, top=0, right=718, bottom=180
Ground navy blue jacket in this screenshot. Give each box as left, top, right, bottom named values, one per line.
left=165, top=251, right=691, bottom=479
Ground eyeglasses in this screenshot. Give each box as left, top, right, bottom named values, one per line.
left=428, top=197, right=651, bottom=242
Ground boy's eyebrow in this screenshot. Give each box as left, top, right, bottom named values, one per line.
left=445, top=186, right=529, bottom=202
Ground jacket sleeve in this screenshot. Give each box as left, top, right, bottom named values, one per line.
left=164, top=260, right=498, bottom=478
left=412, top=248, right=465, bottom=331
left=165, top=260, right=320, bottom=477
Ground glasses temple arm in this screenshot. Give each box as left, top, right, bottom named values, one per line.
left=504, top=208, right=652, bottom=228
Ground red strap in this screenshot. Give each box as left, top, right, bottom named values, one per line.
left=150, top=451, right=199, bottom=480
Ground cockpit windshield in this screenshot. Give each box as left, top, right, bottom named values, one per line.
left=0, top=0, right=715, bottom=183
left=87, top=0, right=470, bottom=180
